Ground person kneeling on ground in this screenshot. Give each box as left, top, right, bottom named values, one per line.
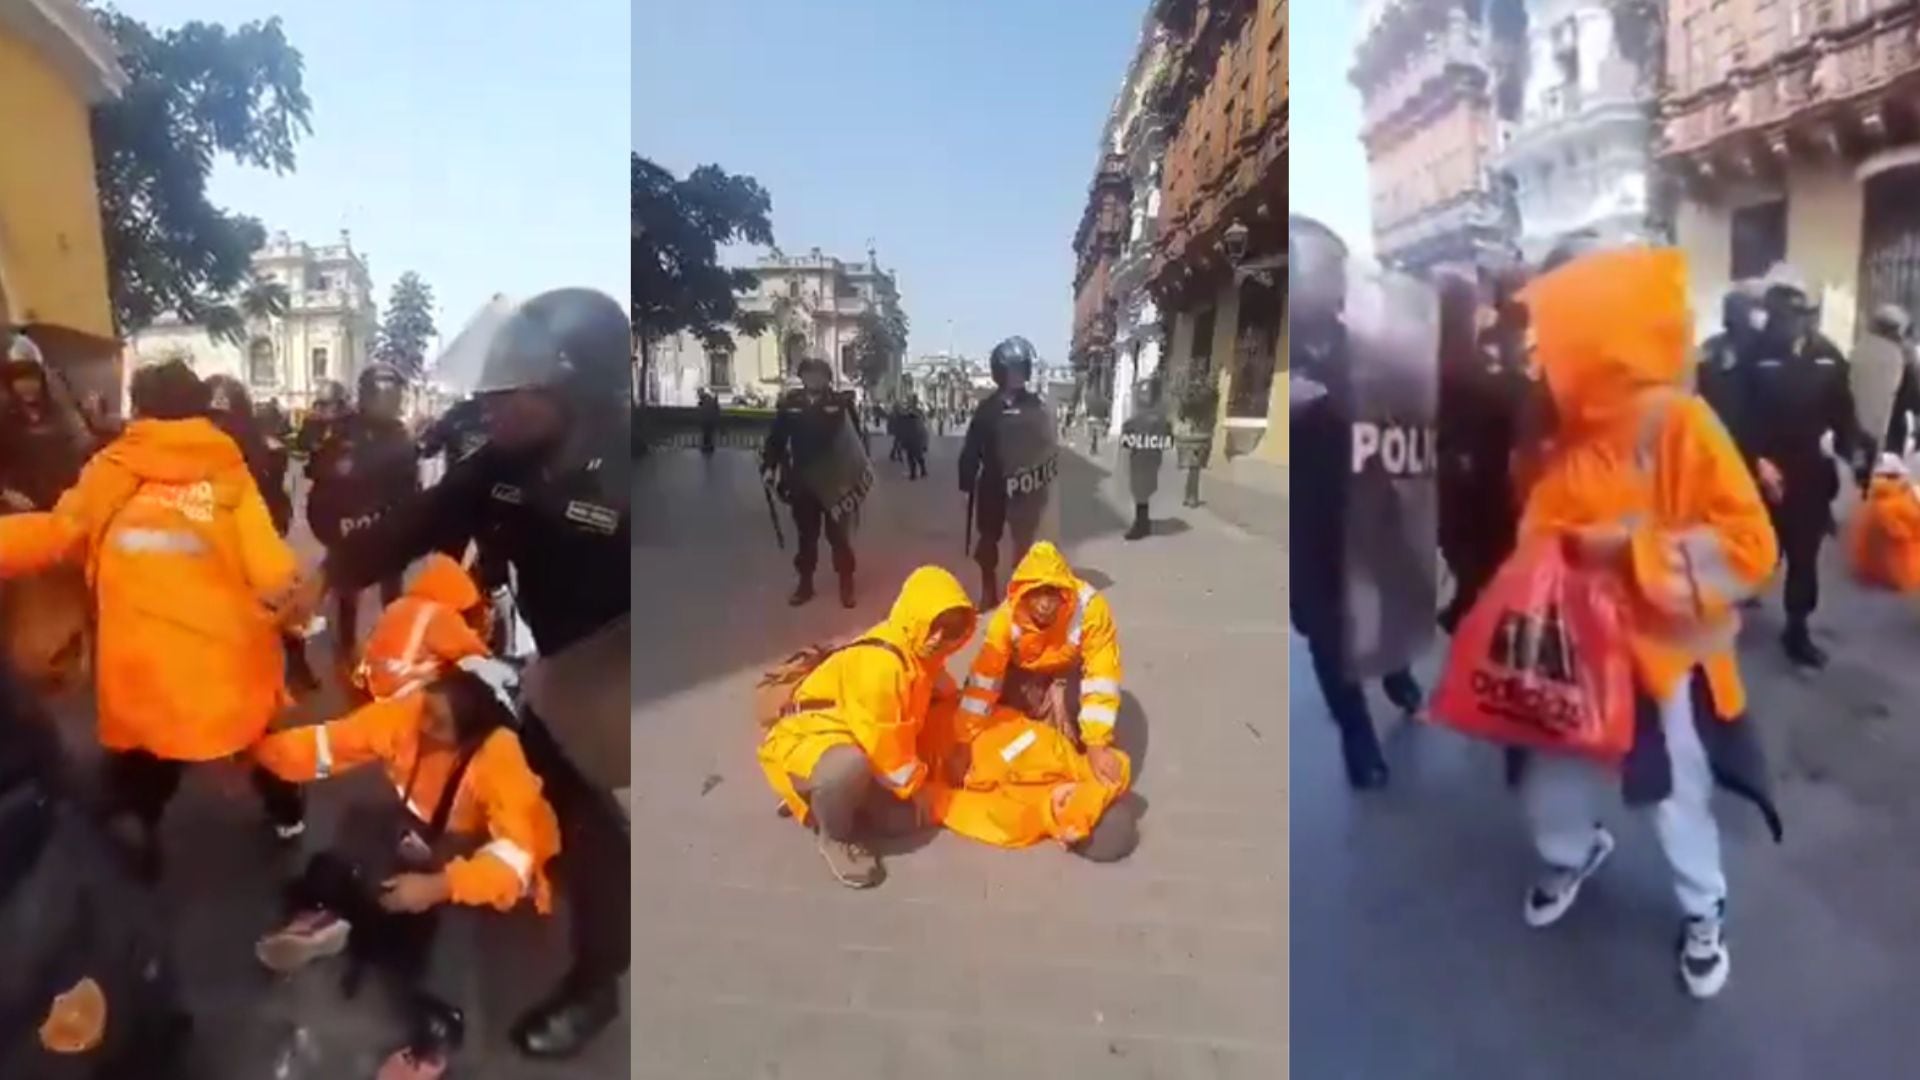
left=354, top=552, right=494, bottom=703
left=926, top=541, right=1139, bottom=859
left=251, top=668, right=562, bottom=1080
left=757, top=566, right=977, bottom=888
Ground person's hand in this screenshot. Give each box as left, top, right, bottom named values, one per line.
left=274, top=570, right=328, bottom=631
left=1567, top=524, right=1630, bottom=567
left=1641, top=541, right=1699, bottom=620
left=1756, top=459, right=1785, bottom=503
left=379, top=872, right=450, bottom=913
left=943, top=745, right=972, bottom=786
left=1086, top=745, right=1124, bottom=786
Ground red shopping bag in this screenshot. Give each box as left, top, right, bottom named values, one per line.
left=1431, top=539, right=1635, bottom=761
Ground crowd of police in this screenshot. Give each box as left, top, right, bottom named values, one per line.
left=0, top=288, right=630, bottom=1077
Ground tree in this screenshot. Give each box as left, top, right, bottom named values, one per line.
left=633, top=154, right=774, bottom=402
left=201, top=272, right=288, bottom=349
left=88, top=7, right=313, bottom=336
left=373, top=272, right=437, bottom=379
left=847, top=298, right=908, bottom=393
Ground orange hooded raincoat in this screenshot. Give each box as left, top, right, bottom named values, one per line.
left=0, top=418, right=299, bottom=760
left=1517, top=248, right=1778, bottom=720
left=758, top=566, right=976, bottom=824
left=356, top=553, right=490, bottom=699
left=1846, top=468, right=1920, bottom=591
left=255, top=693, right=562, bottom=912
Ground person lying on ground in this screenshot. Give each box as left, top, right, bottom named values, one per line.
left=757, top=566, right=977, bottom=888
left=251, top=667, right=562, bottom=1080
left=925, top=541, right=1139, bottom=860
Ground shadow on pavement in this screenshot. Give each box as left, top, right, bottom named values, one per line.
left=1115, top=690, right=1151, bottom=781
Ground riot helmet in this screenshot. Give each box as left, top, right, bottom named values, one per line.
left=796, top=356, right=833, bottom=390
left=1761, top=265, right=1817, bottom=349
left=311, top=379, right=350, bottom=420
left=1870, top=302, right=1911, bottom=341
left=1288, top=215, right=1348, bottom=334
left=989, top=336, right=1037, bottom=390
left=474, top=287, right=630, bottom=454
left=358, top=361, right=406, bottom=422
left=205, top=374, right=252, bottom=417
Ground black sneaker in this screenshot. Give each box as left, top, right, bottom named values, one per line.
left=1524, top=827, right=1614, bottom=928
left=1382, top=672, right=1424, bottom=716
left=1783, top=627, right=1827, bottom=669
left=788, top=580, right=815, bottom=607
left=1678, top=900, right=1730, bottom=999
left=1339, top=725, right=1390, bottom=790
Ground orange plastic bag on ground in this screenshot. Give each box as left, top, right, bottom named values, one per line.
left=1846, top=477, right=1920, bottom=592
left=1431, top=539, right=1635, bottom=761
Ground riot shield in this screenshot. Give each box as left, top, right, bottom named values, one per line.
left=993, top=397, right=1060, bottom=501
left=520, top=613, right=631, bottom=793
left=1340, top=266, right=1440, bottom=679
left=796, top=417, right=874, bottom=526
left=1853, top=332, right=1906, bottom=450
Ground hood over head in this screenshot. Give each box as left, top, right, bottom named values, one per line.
left=882, top=566, right=976, bottom=658
left=1006, top=541, right=1082, bottom=626
left=1520, top=247, right=1690, bottom=436
left=408, top=553, right=483, bottom=612
left=101, top=418, right=245, bottom=484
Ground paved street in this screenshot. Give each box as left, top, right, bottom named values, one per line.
left=41, top=472, right=629, bottom=1079
left=632, top=431, right=1288, bottom=1079
left=1292, top=499, right=1920, bottom=1078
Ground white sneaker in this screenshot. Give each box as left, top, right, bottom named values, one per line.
left=1523, top=827, right=1615, bottom=928
left=1679, top=901, right=1730, bottom=999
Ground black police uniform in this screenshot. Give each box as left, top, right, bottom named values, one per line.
left=1738, top=325, right=1865, bottom=663
left=323, top=290, right=631, bottom=1059
left=959, top=386, right=1053, bottom=600
left=307, top=410, right=421, bottom=649
left=1436, top=318, right=1528, bottom=630
left=762, top=386, right=860, bottom=600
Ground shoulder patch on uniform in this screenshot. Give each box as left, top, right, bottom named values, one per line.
left=565, top=500, right=620, bottom=535
left=490, top=483, right=524, bottom=505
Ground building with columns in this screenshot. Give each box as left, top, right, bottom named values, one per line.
left=128, top=231, right=377, bottom=409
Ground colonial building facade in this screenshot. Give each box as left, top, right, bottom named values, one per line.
left=1661, top=0, right=1920, bottom=347
left=129, top=232, right=377, bottom=409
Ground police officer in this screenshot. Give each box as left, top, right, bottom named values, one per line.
left=960, top=335, right=1057, bottom=608
left=295, top=288, right=631, bottom=1058
left=306, top=363, right=420, bottom=667
left=1119, top=381, right=1173, bottom=540
left=1289, top=216, right=1421, bottom=790
left=1739, top=272, right=1869, bottom=668
left=761, top=357, right=865, bottom=609
left=417, top=394, right=490, bottom=471
left=1697, top=284, right=1765, bottom=441
left=1436, top=268, right=1528, bottom=631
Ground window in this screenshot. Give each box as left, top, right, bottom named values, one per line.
left=709, top=351, right=733, bottom=390
left=1730, top=200, right=1788, bottom=280
left=1191, top=307, right=1218, bottom=375
left=248, top=339, right=275, bottom=386
left=311, top=346, right=329, bottom=382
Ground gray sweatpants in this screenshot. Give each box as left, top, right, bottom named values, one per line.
left=1521, top=684, right=1726, bottom=918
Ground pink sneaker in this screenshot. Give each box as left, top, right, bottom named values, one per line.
left=254, top=910, right=350, bottom=973
left=376, top=1048, right=448, bottom=1079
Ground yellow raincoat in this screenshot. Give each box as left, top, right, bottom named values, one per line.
left=1518, top=248, right=1777, bottom=719
left=758, top=566, right=976, bottom=824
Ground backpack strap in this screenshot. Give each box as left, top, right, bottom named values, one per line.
left=399, top=736, right=486, bottom=843
left=778, top=637, right=908, bottom=719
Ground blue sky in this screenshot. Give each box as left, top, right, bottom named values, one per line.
left=122, top=0, right=629, bottom=348
left=1290, top=0, right=1373, bottom=257
left=634, top=0, right=1145, bottom=366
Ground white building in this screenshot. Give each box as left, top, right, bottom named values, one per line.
left=128, top=231, right=377, bottom=409
left=1494, top=0, right=1655, bottom=263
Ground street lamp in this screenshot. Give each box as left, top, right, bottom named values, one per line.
left=1223, top=220, right=1251, bottom=265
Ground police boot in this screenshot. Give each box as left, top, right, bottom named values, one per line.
left=510, top=975, right=620, bottom=1059
left=838, top=573, right=856, bottom=609
left=978, top=567, right=999, bottom=610
left=1124, top=503, right=1150, bottom=541
left=788, top=576, right=815, bottom=607
left=1339, top=723, right=1390, bottom=791
left=1783, top=621, right=1828, bottom=669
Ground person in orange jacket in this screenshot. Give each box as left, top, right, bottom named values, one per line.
left=251, top=666, right=562, bottom=1079
left=355, top=552, right=493, bottom=701
left=0, top=360, right=309, bottom=879
left=758, top=566, right=977, bottom=888
left=1506, top=244, right=1782, bottom=1001
left=926, top=541, right=1139, bottom=859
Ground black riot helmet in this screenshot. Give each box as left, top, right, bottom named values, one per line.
left=204, top=373, right=253, bottom=417
left=312, top=379, right=350, bottom=420
left=989, top=336, right=1037, bottom=389
left=357, top=361, right=406, bottom=421
left=1288, top=215, right=1348, bottom=332
left=475, top=288, right=630, bottom=414
left=795, top=356, right=833, bottom=387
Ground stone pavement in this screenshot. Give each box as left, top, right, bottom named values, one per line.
left=41, top=471, right=629, bottom=1079
left=1292, top=506, right=1920, bottom=1078
left=632, top=434, right=1288, bottom=1079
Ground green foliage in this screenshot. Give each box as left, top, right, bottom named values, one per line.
left=374, top=271, right=437, bottom=379
left=847, top=299, right=908, bottom=390
left=201, top=273, right=287, bottom=349
left=1172, top=364, right=1220, bottom=432
left=89, top=6, right=312, bottom=335
left=632, top=154, right=774, bottom=352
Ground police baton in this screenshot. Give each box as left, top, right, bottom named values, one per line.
left=761, top=477, right=787, bottom=550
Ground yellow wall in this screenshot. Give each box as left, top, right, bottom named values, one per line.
left=0, top=27, right=116, bottom=340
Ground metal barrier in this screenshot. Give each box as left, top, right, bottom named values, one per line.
left=636, top=405, right=777, bottom=453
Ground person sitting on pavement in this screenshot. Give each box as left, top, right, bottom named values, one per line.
left=0, top=359, right=312, bottom=880
left=354, top=552, right=494, bottom=702
left=251, top=667, right=562, bottom=1080
left=757, top=566, right=977, bottom=888
left=1506, top=243, right=1781, bottom=1001
left=925, top=541, right=1138, bottom=860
